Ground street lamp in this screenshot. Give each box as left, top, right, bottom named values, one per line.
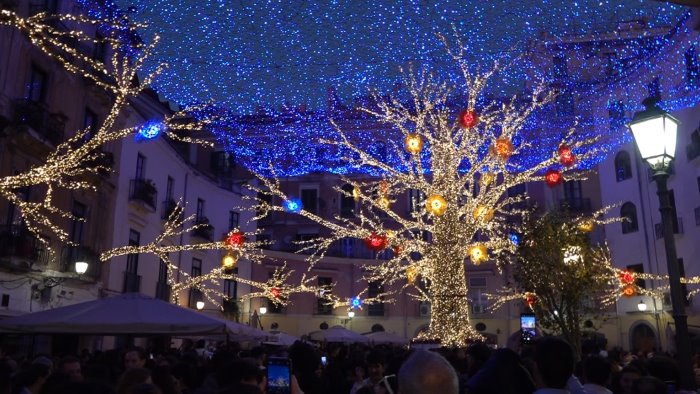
left=629, top=97, right=694, bottom=390
left=347, top=311, right=355, bottom=318
left=259, top=306, right=267, bottom=315
left=74, top=261, right=88, bottom=275
left=196, top=301, right=205, bottom=310
left=637, top=301, right=648, bottom=312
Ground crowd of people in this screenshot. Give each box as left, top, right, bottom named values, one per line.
left=0, top=335, right=698, bottom=394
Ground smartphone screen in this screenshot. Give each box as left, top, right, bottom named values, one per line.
left=267, top=357, right=291, bottom=394
left=520, top=313, right=536, bottom=343
left=321, top=356, right=327, bottom=366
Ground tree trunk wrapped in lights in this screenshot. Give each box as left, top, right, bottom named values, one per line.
left=246, top=36, right=610, bottom=347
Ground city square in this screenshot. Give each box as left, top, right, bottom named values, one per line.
left=0, top=0, right=699, bottom=393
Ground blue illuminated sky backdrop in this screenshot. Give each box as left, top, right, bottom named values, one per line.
left=111, top=0, right=686, bottom=114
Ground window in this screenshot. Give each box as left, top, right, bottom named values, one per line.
left=408, top=188, right=426, bottom=214
left=25, top=66, right=47, bottom=103
left=300, top=187, right=318, bottom=214
left=83, top=108, right=98, bottom=141
left=166, top=176, right=174, bottom=201
left=340, top=184, right=355, bottom=217
left=563, top=180, right=582, bottom=200
left=552, top=56, right=567, bottom=77
left=93, top=32, right=107, bottom=61
left=367, top=281, right=384, bottom=316
left=135, top=153, right=145, bottom=179
left=70, top=201, right=86, bottom=244
left=224, top=278, right=237, bottom=299
left=196, top=199, right=205, bottom=221
left=257, top=191, right=272, bottom=216
left=229, top=211, right=239, bottom=230
left=608, top=100, right=625, bottom=130
left=317, top=277, right=333, bottom=315
left=697, top=176, right=700, bottom=195
left=6, top=185, right=30, bottom=227
left=158, top=259, right=168, bottom=283
left=126, top=230, right=140, bottom=273
left=615, top=151, right=632, bottom=181
left=626, top=263, right=646, bottom=289
left=267, top=272, right=285, bottom=313
left=686, top=46, right=699, bottom=86
left=188, top=258, right=202, bottom=308
left=621, top=202, right=639, bottom=234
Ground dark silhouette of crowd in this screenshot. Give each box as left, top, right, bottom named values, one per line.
left=0, top=334, right=697, bottom=394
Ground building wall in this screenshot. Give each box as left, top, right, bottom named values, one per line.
left=0, top=0, right=116, bottom=316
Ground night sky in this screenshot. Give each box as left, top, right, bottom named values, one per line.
left=112, top=0, right=686, bottom=114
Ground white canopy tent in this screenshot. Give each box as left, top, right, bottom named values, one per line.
left=0, top=293, right=236, bottom=336
left=308, top=325, right=369, bottom=343
left=363, top=331, right=408, bottom=345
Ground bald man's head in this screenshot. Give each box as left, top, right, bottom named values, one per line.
left=398, top=350, right=458, bottom=394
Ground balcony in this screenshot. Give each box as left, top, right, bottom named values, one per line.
left=559, top=197, right=592, bottom=213
left=655, top=217, right=684, bottom=239
left=129, top=179, right=157, bottom=211
left=0, top=225, right=49, bottom=270
left=123, top=271, right=141, bottom=293
left=191, top=217, right=213, bottom=241
left=155, top=281, right=171, bottom=301
left=60, top=245, right=100, bottom=280
left=12, top=99, right=65, bottom=147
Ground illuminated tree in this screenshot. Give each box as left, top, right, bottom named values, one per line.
left=248, top=35, right=611, bottom=347
left=508, top=209, right=617, bottom=358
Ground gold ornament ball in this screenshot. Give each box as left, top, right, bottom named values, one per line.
left=472, top=206, right=495, bottom=222
left=480, top=172, right=495, bottom=188
left=406, top=265, right=419, bottom=284
left=405, top=133, right=424, bottom=154
left=352, top=186, right=361, bottom=201
left=378, top=196, right=391, bottom=209
left=425, top=194, right=448, bottom=216
left=468, top=244, right=488, bottom=265
left=578, top=220, right=594, bottom=233
left=222, top=254, right=237, bottom=269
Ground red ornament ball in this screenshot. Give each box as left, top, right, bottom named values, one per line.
left=544, top=169, right=563, bottom=187
left=271, top=287, right=281, bottom=298
left=225, top=231, right=245, bottom=247
left=526, top=295, right=537, bottom=307
left=364, top=232, right=388, bottom=251
left=558, top=145, right=576, bottom=167
left=458, top=109, right=479, bottom=128
left=620, top=270, right=635, bottom=285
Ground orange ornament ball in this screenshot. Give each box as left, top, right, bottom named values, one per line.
left=491, top=137, right=514, bottom=160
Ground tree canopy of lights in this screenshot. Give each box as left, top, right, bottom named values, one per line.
left=76, top=1, right=698, bottom=178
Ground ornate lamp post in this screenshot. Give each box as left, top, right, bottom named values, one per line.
left=629, top=97, right=694, bottom=390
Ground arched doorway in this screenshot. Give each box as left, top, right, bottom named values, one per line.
left=629, top=321, right=656, bottom=354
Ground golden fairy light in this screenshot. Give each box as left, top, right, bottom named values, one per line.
left=101, top=202, right=329, bottom=308
left=0, top=10, right=214, bottom=246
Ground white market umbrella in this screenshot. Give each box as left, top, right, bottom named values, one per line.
left=0, top=293, right=229, bottom=336
left=309, top=325, right=369, bottom=343
left=263, top=330, right=300, bottom=346
left=363, top=331, right=408, bottom=345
